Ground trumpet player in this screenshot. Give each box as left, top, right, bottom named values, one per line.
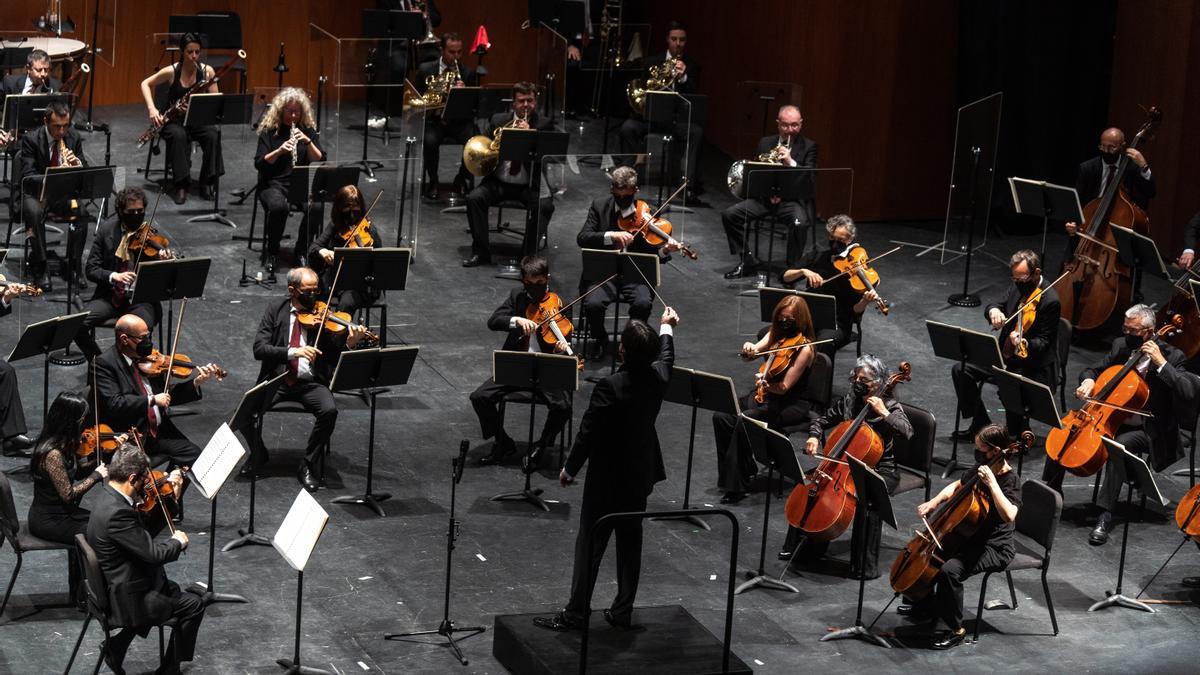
left=462, top=81, right=556, bottom=267
left=420, top=32, right=476, bottom=201
left=18, top=100, right=87, bottom=289
left=255, top=88, right=324, bottom=267
left=721, top=105, right=816, bottom=279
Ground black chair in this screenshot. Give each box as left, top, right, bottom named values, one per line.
left=972, top=478, right=1062, bottom=642
left=1172, top=402, right=1200, bottom=487
left=1055, top=318, right=1072, bottom=409
left=0, top=471, right=73, bottom=617
left=257, top=401, right=332, bottom=484
left=894, top=402, right=935, bottom=501
left=778, top=351, right=835, bottom=438
left=498, top=391, right=574, bottom=468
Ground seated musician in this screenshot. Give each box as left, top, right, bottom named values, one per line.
left=370, top=0, right=442, bottom=127
left=420, top=32, right=475, bottom=201
left=86, top=443, right=204, bottom=674
left=28, top=391, right=108, bottom=605
left=900, top=424, right=1021, bottom=650
left=471, top=255, right=573, bottom=469
left=0, top=48, right=60, bottom=97
left=1043, top=304, right=1195, bottom=545
left=576, top=166, right=681, bottom=360
left=562, top=0, right=607, bottom=119
left=721, top=105, right=816, bottom=279
left=0, top=282, right=33, bottom=456
left=17, top=99, right=87, bottom=288
left=1061, top=127, right=1154, bottom=264
left=463, top=81, right=556, bottom=267
left=784, top=355, right=912, bottom=579
left=74, top=187, right=164, bottom=360
left=616, top=21, right=703, bottom=199
left=951, top=250, right=1059, bottom=439
left=251, top=267, right=369, bottom=492
left=712, top=294, right=815, bottom=504
left=255, top=87, right=324, bottom=267
left=1177, top=209, right=1200, bottom=269
left=94, top=314, right=223, bottom=473
left=139, top=32, right=224, bottom=205
left=308, top=185, right=380, bottom=315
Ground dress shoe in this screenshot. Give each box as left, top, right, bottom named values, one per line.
left=778, top=548, right=794, bottom=561
left=603, top=608, right=633, bottom=629
left=297, top=464, right=319, bottom=493
left=1182, top=576, right=1200, bottom=588
left=422, top=184, right=440, bottom=201
left=173, top=187, right=187, bottom=205
left=723, top=262, right=753, bottom=280
left=1089, top=511, right=1113, bottom=546
left=461, top=253, right=491, bottom=267
left=199, top=183, right=215, bottom=201
left=532, top=610, right=581, bottom=632
left=588, top=341, right=610, bottom=362
left=522, top=441, right=546, bottom=475
left=100, top=641, right=127, bottom=675
left=239, top=451, right=269, bottom=478
left=931, top=628, right=967, bottom=650
left=3, top=434, right=33, bottom=453
left=896, top=603, right=932, bottom=617
left=719, top=491, right=747, bottom=505
left=479, top=435, right=517, bottom=466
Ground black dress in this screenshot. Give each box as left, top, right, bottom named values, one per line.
left=27, top=446, right=102, bottom=601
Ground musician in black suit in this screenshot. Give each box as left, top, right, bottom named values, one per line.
left=251, top=267, right=369, bottom=491
left=721, top=105, right=816, bottom=278
left=17, top=100, right=87, bottom=286
left=471, top=256, right=574, bottom=468
left=563, top=0, right=607, bottom=118
left=94, top=315, right=222, bottom=470
left=85, top=443, right=204, bottom=674
left=1044, top=304, right=1197, bottom=545
left=462, top=81, right=556, bottom=267
left=0, top=285, right=32, bottom=455
left=308, top=185, right=382, bottom=315
left=254, top=88, right=324, bottom=266
left=576, top=166, right=682, bottom=360
left=1176, top=210, right=1200, bottom=268
left=419, top=33, right=476, bottom=200
left=372, top=0, right=442, bottom=120
left=1062, top=127, right=1156, bottom=259
left=73, top=187, right=163, bottom=359
left=0, top=49, right=60, bottom=98
left=533, top=307, right=679, bottom=632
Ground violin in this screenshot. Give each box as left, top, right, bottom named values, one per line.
left=525, top=291, right=583, bottom=369
left=137, top=349, right=229, bottom=380
left=785, top=362, right=911, bottom=541
left=617, top=198, right=699, bottom=260
left=1045, top=315, right=1183, bottom=476
left=0, top=275, right=43, bottom=298
left=751, top=333, right=809, bottom=405
left=1005, top=290, right=1041, bottom=360
left=831, top=245, right=889, bottom=315
left=340, top=217, right=375, bottom=249
left=1176, top=484, right=1200, bottom=543
left=77, top=424, right=137, bottom=460
left=890, top=430, right=1034, bottom=600
left=137, top=467, right=186, bottom=515
left=124, top=222, right=175, bottom=260
left=297, top=300, right=381, bottom=346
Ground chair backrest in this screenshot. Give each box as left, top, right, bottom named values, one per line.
left=798, top=351, right=834, bottom=410
left=1056, top=318, right=1072, bottom=379
left=0, top=471, right=21, bottom=544
left=1014, top=479, right=1062, bottom=554
left=74, top=533, right=110, bottom=617
left=894, top=402, right=936, bottom=472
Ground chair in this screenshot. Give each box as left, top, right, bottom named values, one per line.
left=1172, top=400, right=1200, bottom=487
left=1055, top=318, right=1072, bottom=409
left=893, top=402, right=936, bottom=501
left=778, top=351, right=834, bottom=438
left=972, top=478, right=1062, bottom=641
left=257, top=400, right=331, bottom=484
left=498, top=391, right=574, bottom=468
left=0, top=471, right=73, bottom=617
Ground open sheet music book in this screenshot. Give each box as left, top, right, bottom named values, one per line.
left=273, top=489, right=330, bottom=572
left=190, top=422, right=246, bottom=500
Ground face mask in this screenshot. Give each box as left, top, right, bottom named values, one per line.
left=1015, top=279, right=1038, bottom=296
left=295, top=290, right=318, bottom=310
left=829, top=240, right=849, bottom=255
left=134, top=335, right=154, bottom=358
left=775, top=319, right=798, bottom=337
left=974, top=449, right=991, bottom=466
left=614, top=193, right=635, bottom=210
left=1101, top=150, right=1120, bottom=165
left=120, top=210, right=144, bottom=229
left=1124, top=333, right=1145, bottom=351
left=345, top=210, right=363, bottom=225
left=851, top=379, right=871, bottom=398
left=524, top=283, right=548, bottom=302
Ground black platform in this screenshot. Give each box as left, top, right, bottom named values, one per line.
left=493, top=604, right=752, bottom=675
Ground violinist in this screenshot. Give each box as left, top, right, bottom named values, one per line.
left=85, top=443, right=203, bottom=674
left=783, top=355, right=912, bottom=579
left=309, top=185, right=379, bottom=315
left=74, top=187, right=164, bottom=359
left=251, top=267, right=370, bottom=492
left=712, top=294, right=815, bottom=504
left=1045, top=304, right=1194, bottom=546
left=899, top=424, right=1021, bottom=651
left=18, top=99, right=87, bottom=289
left=951, top=250, right=1059, bottom=439
left=255, top=87, right=324, bottom=266
left=0, top=280, right=33, bottom=456
left=576, top=166, right=682, bottom=360
left=470, top=256, right=573, bottom=469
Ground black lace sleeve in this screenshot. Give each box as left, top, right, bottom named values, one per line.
left=41, top=448, right=101, bottom=505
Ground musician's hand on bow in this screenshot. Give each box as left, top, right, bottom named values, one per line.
left=567, top=45, right=581, bottom=61
left=1179, top=250, right=1195, bottom=269
left=740, top=341, right=758, bottom=360
left=1076, top=379, right=1095, bottom=400
left=346, top=324, right=369, bottom=349
left=515, top=317, right=538, bottom=336
left=192, top=363, right=222, bottom=386
left=917, top=499, right=936, bottom=519
left=610, top=231, right=635, bottom=248
left=319, top=248, right=335, bottom=265
left=95, top=464, right=109, bottom=479
left=172, top=530, right=189, bottom=547
left=1064, top=221, right=1078, bottom=237
left=805, top=437, right=820, bottom=456
left=152, top=393, right=171, bottom=409
left=113, top=271, right=137, bottom=287
left=988, top=308, right=1005, bottom=330
left=1126, top=147, right=1147, bottom=169
left=295, top=345, right=321, bottom=363
left=1140, top=339, right=1166, bottom=367
left=801, top=269, right=823, bottom=288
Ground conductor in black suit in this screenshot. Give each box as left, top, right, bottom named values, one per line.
left=534, top=306, right=679, bottom=631
left=85, top=443, right=204, bottom=674
left=0, top=48, right=60, bottom=99
left=419, top=32, right=476, bottom=200
left=721, top=105, right=816, bottom=278
left=251, top=267, right=369, bottom=491
left=17, top=100, right=87, bottom=286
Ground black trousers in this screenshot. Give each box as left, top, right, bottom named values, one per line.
left=0, top=359, right=27, bottom=440
left=108, top=579, right=205, bottom=668
left=160, top=122, right=223, bottom=186
left=470, top=379, right=571, bottom=446
left=721, top=198, right=811, bottom=266
left=423, top=117, right=477, bottom=187
left=581, top=279, right=652, bottom=347
left=617, top=118, right=703, bottom=185
left=564, top=495, right=647, bottom=625
left=465, top=177, right=554, bottom=259
left=74, top=298, right=161, bottom=359
left=272, top=380, right=338, bottom=466
left=950, top=362, right=1030, bottom=435
left=785, top=467, right=900, bottom=578
left=712, top=392, right=811, bottom=493
left=20, top=195, right=87, bottom=271
left=914, top=544, right=1012, bottom=631
left=147, top=420, right=202, bottom=467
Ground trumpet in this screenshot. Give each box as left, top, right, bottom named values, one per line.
left=727, top=137, right=791, bottom=198
left=462, top=112, right=529, bottom=177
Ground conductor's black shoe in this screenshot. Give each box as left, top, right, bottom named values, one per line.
left=1089, top=511, right=1113, bottom=546
left=603, top=609, right=633, bottom=629
left=297, top=464, right=319, bottom=493
left=199, top=183, right=215, bottom=201
left=1182, top=576, right=1200, bottom=588
left=479, top=436, right=517, bottom=466
left=461, top=253, right=491, bottom=267
left=522, top=442, right=546, bottom=475
left=719, top=491, right=747, bottom=505
left=931, top=628, right=967, bottom=650
left=533, top=610, right=581, bottom=632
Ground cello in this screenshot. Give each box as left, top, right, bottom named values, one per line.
left=784, top=362, right=911, bottom=541
left=1044, top=315, right=1183, bottom=476
left=1058, top=107, right=1161, bottom=331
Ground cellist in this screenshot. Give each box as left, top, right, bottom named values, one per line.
left=309, top=185, right=381, bottom=315
left=899, top=424, right=1021, bottom=651
left=782, top=355, right=911, bottom=579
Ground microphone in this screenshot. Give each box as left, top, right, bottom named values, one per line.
left=453, top=439, right=469, bottom=484
left=274, top=42, right=289, bottom=74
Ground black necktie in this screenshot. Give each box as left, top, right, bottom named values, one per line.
left=1101, top=164, right=1115, bottom=197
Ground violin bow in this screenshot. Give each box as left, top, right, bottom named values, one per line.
left=532, top=272, right=619, bottom=329
left=743, top=337, right=837, bottom=357
left=312, top=258, right=346, bottom=347
left=130, top=186, right=166, bottom=273
left=129, top=427, right=177, bottom=535
left=819, top=246, right=901, bottom=285
left=91, top=359, right=104, bottom=468
left=160, top=297, right=189, bottom=393
left=999, top=270, right=1072, bottom=326
left=625, top=255, right=674, bottom=310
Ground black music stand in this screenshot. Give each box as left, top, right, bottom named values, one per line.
left=488, top=351, right=579, bottom=512
left=991, top=367, right=1062, bottom=474
left=1088, top=437, right=1167, bottom=614
left=0, top=47, right=34, bottom=74
left=756, top=287, right=837, bottom=334
left=820, top=454, right=895, bottom=648
left=361, top=9, right=425, bottom=149
left=186, top=423, right=248, bottom=605
left=272, top=489, right=331, bottom=675
left=130, top=257, right=212, bottom=341
left=329, top=346, right=419, bottom=516
left=1, top=93, right=73, bottom=132
left=1008, top=177, right=1083, bottom=267
left=734, top=416, right=804, bottom=595
left=8, top=312, right=88, bottom=428
left=1111, top=224, right=1171, bottom=280
left=742, top=164, right=814, bottom=276
left=330, top=247, right=411, bottom=347
left=926, top=319, right=1004, bottom=478
left=658, top=367, right=740, bottom=531
left=492, top=128, right=570, bottom=279
left=286, top=165, right=361, bottom=266
left=224, top=373, right=287, bottom=551
left=435, top=87, right=483, bottom=208
left=643, top=91, right=698, bottom=212
left=40, top=165, right=115, bottom=322
left=183, top=93, right=253, bottom=228
left=579, top=248, right=660, bottom=374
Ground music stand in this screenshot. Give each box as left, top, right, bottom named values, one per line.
left=130, top=257, right=212, bottom=341
left=488, top=351, right=579, bottom=511
left=991, top=367, right=1063, bottom=475
left=492, top=128, right=570, bottom=279
left=1008, top=177, right=1083, bottom=267
left=820, top=453, right=895, bottom=648
left=224, top=374, right=287, bottom=551
left=0, top=47, right=34, bottom=74
left=272, top=489, right=332, bottom=675
left=926, top=319, right=1004, bottom=478
left=579, top=248, right=661, bottom=374
left=734, top=416, right=804, bottom=594
left=1111, top=224, right=1171, bottom=280
left=285, top=165, right=361, bottom=266
left=658, top=367, right=740, bottom=530
left=330, top=247, right=410, bottom=346
left=186, top=422, right=248, bottom=605
left=8, top=312, right=88, bottom=424
left=643, top=91, right=697, bottom=212
left=360, top=9, right=425, bottom=150
left=756, top=287, right=837, bottom=334
left=433, top=87, right=483, bottom=207
left=329, top=346, right=419, bottom=516
left=1088, top=437, right=1167, bottom=614
left=742, top=164, right=814, bottom=276
left=39, top=165, right=115, bottom=321
left=183, top=93, right=253, bottom=228
left=1, top=93, right=73, bottom=132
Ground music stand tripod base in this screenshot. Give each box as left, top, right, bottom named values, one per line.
left=187, top=580, right=248, bottom=605
left=820, top=624, right=892, bottom=648
left=650, top=510, right=710, bottom=530
left=384, top=619, right=487, bottom=666
left=1088, top=592, right=1155, bottom=613
left=490, top=484, right=549, bottom=512
left=735, top=574, right=799, bottom=595
left=330, top=491, right=392, bottom=517
left=947, top=292, right=981, bottom=308
left=223, top=528, right=271, bottom=550
left=276, top=658, right=332, bottom=675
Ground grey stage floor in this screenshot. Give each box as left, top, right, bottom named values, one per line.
left=0, top=103, right=1197, bottom=674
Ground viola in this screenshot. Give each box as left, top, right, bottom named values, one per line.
left=751, top=333, right=809, bottom=405
left=124, top=222, right=175, bottom=260
left=137, top=468, right=186, bottom=515
left=890, top=431, right=1034, bottom=600
left=137, top=349, right=228, bottom=381
left=1176, top=484, right=1200, bottom=543
left=1044, top=315, right=1182, bottom=476
left=617, top=199, right=699, bottom=260
left=525, top=291, right=582, bottom=368
left=785, top=362, right=911, bottom=541
left=0, top=275, right=43, bottom=298
left=340, top=217, right=375, bottom=249
left=831, top=245, right=889, bottom=315
left=297, top=300, right=381, bottom=346
left=77, top=424, right=137, bottom=460
left=1005, top=290, right=1041, bottom=360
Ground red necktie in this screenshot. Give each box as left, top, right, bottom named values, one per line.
left=50, top=141, right=60, bottom=167
left=286, top=314, right=301, bottom=385
left=132, top=366, right=159, bottom=438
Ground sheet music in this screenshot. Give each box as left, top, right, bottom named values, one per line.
left=190, top=422, right=246, bottom=500
left=273, top=489, right=330, bottom=572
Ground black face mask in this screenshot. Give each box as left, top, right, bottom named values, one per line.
left=524, top=283, right=548, bottom=302
left=133, top=335, right=154, bottom=358
left=295, top=290, right=318, bottom=310
left=1015, top=279, right=1038, bottom=296
left=1124, top=333, right=1146, bottom=351
left=614, top=193, right=635, bottom=210
left=851, top=379, right=871, bottom=399
left=120, top=209, right=144, bottom=230
left=344, top=210, right=363, bottom=225
left=829, top=240, right=849, bottom=255
left=1101, top=150, right=1121, bottom=165
left=974, top=449, right=991, bottom=466
left=774, top=319, right=798, bottom=337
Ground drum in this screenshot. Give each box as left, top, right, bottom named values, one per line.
left=1, top=37, right=87, bottom=62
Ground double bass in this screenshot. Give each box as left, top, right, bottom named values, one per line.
left=784, top=362, right=911, bottom=541
left=1155, top=263, right=1200, bottom=360
left=1058, top=107, right=1161, bottom=330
